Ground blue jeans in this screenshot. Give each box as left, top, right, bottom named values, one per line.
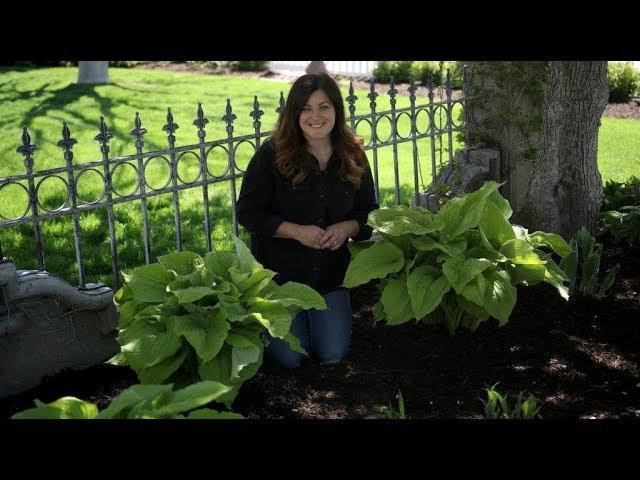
left=264, top=288, right=352, bottom=368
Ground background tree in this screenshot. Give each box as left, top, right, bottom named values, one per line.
left=77, top=61, right=109, bottom=84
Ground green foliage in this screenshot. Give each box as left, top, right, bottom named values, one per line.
left=111, top=235, right=326, bottom=406
left=108, top=61, right=143, bottom=68
left=231, top=61, right=270, bottom=71
left=601, top=206, right=640, bottom=246
left=373, top=61, right=462, bottom=87
left=602, top=176, right=640, bottom=210
left=462, top=61, right=548, bottom=154
left=344, top=181, right=571, bottom=334
left=560, top=227, right=620, bottom=299
left=11, top=381, right=243, bottom=419
left=186, top=61, right=269, bottom=72
left=380, top=390, right=407, bottom=419
left=480, top=384, right=541, bottom=419
left=607, top=62, right=640, bottom=102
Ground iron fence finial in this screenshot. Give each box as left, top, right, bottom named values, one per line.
left=276, top=91, right=285, bottom=115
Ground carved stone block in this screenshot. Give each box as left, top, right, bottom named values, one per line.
left=0, top=258, right=120, bottom=399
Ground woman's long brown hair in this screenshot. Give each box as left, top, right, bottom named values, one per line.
left=270, top=73, right=368, bottom=188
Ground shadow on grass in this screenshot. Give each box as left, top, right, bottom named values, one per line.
left=1, top=80, right=149, bottom=160
left=0, top=187, right=250, bottom=288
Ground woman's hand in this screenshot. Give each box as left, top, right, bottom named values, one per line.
left=319, top=221, right=358, bottom=251
left=294, top=224, right=327, bottom=249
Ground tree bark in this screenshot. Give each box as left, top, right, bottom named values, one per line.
left=466, top=61, right=608, bottom=239
left=77, top=61, right=110, bottom=84
left=527, top=61, right=608, bottom=238
left=306, top=61, right=328, bottom=75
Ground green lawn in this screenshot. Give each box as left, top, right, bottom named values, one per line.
left=0, top=66, right=638, bottom=287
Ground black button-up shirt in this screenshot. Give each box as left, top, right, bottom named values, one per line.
left=236, top=140, right=379, bottom=295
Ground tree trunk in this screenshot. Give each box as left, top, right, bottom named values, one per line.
left=527, top=61, right=608, bottom=238
left=77, top=61, right=110, bottom=84
left=306, top=61, right=328, bottom=75
left=466, top=61, right=608, bottom=239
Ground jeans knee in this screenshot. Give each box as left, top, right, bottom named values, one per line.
left=316, top=346, right=349, bottom=365
left=265, top=339, right=306, bottom=369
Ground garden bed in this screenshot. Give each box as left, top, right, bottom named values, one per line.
left=1, top=238, right=638, bottom=420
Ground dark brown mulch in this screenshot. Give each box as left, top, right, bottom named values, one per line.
left=1, top=238, right=639, bottom=420
left=603, top=100, right=640, bottom=120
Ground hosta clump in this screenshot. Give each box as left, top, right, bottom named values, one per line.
left=601, top=206, right=640, bottom=246
left=110, top=236, right=326, bottom=406
left=344, top=181, right=571, bottom=334
left=11, top=381, right=244, bottom=419
left=560, top=227, right=620, bottom=299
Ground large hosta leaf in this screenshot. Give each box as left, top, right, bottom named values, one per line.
left=343, top=241, right=404, bottom=288
left=138, top=349, right=188, bottom=384
left=97, top=384, right=173, bottom=419
left=442, top=256, right=493, bottom=293
left=153, top=381, right=232, bottom=416
left=486, top=188, right=512, bottom=219
left=171, top=286, right=217, bottom=304
left=380, top=277, right=415, bottom=325
left=545, top=256, right=570, bottom=300
left=407, top=265, right=451, bottom=318
left=482, top=269, right=517, bottom=325
left=233, top=235, right=260, bottom=273
left=204, top=251, right=238, bottom=279
left=247, top=298, right=292, bottom=338
left=368, top=206, right=439, bottom=236
left=238, top=269, right=277, bottom=300
left=127, top=263, right=170, bottom=303
left=479, top=201, right=516, bottom=250
left=165, top=313, right=208, bottom=356
left=13, top=397, right=99, bottom=419
left=231, top=345, right=261, bottom=379
left=120, top=327, right=183, bottom=371
left=461, top=274, right=487, bottom=306
left=265, top=281, right=326, bottom=310
left=437, top=181, right=501, bottom=238
left=199, top=308, right=231, bottom=363
left=412, top=236, right=468, bottom=257
left=530, top=231, right=571, bottom=257
left=157, top=251, right=203, bottom=276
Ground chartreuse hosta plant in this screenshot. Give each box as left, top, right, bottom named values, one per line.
left=110, top=236, right=326, bottom=406
left=12, top=381, right=244, bottom=419
left=344, top=181, right=571, bottom=334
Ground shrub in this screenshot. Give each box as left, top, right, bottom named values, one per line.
left=601, top=206, right=640, bottom=246
left=109, top=236, right=325, bottom=406
left=11, top=381, right=243, bottom=419
left=343, top=181, right=571, bottom=335
left=411, top=61, right=443, bottom=85
left=373, top=60, right=464, bottom=88
left=230, top=60, right=270, bottom=71
left=108, top=61, right=143, bottom=68
left=560, top=227, right=620, bottom=298
left=608, top=62, right=640, bottom=102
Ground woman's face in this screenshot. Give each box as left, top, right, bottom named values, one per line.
left=298, top=89, right=336, bottom=142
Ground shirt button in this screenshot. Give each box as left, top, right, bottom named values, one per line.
left=320, top=194, right=326, bottom=200
left=317, top=217, right=325, bottom=224
left=313, top=266, right=319, bottom=272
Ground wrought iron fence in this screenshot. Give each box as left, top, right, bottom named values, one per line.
left=0, top=68, right=476, bottom=290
